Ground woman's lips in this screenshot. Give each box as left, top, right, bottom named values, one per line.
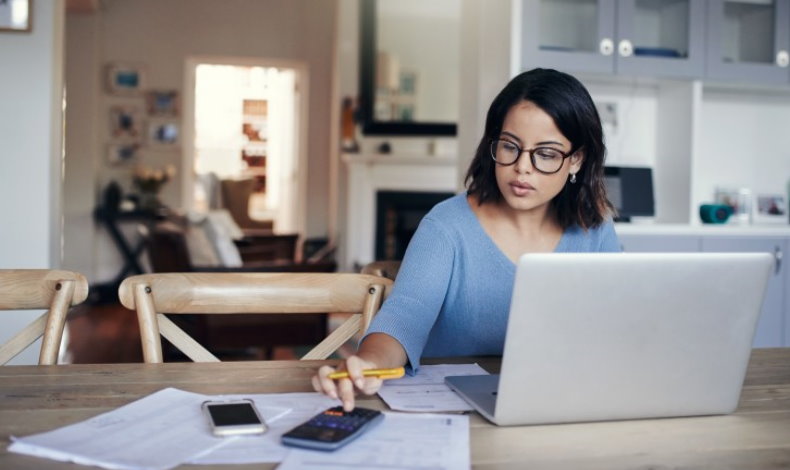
left=509, top=181, right=535, bottom=196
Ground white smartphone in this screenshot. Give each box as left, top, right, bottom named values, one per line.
left=202, top=399, right=267, bottom=437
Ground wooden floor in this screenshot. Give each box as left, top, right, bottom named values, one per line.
left=65, top=303, right=349, bottom=364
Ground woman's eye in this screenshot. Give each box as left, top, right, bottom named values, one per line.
left=502, top=142, right=519, bottom=152
left=535, top=148, right=561, bottom=159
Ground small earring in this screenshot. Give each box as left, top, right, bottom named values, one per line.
left=569, top=173, right=577, bottom=184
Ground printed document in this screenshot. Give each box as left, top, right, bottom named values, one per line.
left=378, top=363, right=489, bottom=412
left=8, top=387, right=291, bottom=470
left=278, top=412, right=470, bottom=470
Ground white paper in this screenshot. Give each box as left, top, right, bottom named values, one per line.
left=189, top=392, right=339, bottom=464
left=277, top=412, right=470, bottom=470
left=8, top=388, right=289, bottom=470
left=377, top=363, right=490, bottom=412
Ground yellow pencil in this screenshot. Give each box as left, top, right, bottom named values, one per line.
left=327, top=367, right=405, bottom=380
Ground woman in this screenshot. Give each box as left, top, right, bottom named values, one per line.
left=314, top=68, right=621, bottom=410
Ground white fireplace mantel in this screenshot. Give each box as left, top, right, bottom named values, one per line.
left=343, top=153, right=459, bottom=270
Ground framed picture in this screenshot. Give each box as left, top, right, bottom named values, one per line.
left=714, top=187, right=751, bottom=224
left=109, top=105, right=143, bottom=139
left=106, top=63, right=147, bottom=95
left=753, top=194, right=788, bottom=225
left=147, top=118, right=180, bottom=146
left=106, top=143, right=140, bottom=165
left=145, top=90, right=179, bottom=116
left=0, top=0, right=31, bottom=33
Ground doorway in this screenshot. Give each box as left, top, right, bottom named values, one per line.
left=183, top=57, right=307, bottom=234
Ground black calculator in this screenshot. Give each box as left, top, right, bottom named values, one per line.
left=281, top=406, right=384, bottom=451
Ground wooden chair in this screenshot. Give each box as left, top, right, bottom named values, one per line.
left=0, top=270, right=89, bottom=365
left=361, top=260, right=402, bottom=281
left=118, top=272, right=393, bottom=363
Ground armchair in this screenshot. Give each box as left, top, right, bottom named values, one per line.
left=219, top=178, right=273, bottom=232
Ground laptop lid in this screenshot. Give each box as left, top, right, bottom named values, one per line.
left=451, top=252, right=773, bottom=426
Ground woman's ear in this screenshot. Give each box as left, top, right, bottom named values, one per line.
left=570, top=151, right=584, bottom=174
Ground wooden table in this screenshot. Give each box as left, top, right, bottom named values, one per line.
left=1, top=350, right=789, bottom=469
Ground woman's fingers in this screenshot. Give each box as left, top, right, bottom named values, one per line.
left=312, top=356, right=387, bottom=410
left=313, top=364, right=339, bottom=400
left=359, top=377, right=383, bottom=395
left=344, top=356, right=369, bottom=389
left=337, top=376, right=356, bottom=411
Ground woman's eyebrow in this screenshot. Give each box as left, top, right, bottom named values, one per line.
left=502, top=131, right=566, bottom=148
left=534, top=140, right=566, bottom=147
left=500, top=131, right=522, bottom=143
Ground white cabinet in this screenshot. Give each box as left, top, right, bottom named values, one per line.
left=705, top=0, right=790, bottom=85
left=521, top=0, right=706, bottom=78
left=616, top=228, right=789, bottom=347
left=619, top=234, right=700, bottom=252
left=701, top=237, right=786, bottom=348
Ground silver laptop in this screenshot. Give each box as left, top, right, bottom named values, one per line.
left=445, top=252, right=773, bottom=426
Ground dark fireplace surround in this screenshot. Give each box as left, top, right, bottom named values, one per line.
left=375, top=191, right=454, bottom=261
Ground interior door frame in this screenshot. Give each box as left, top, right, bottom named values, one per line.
left=183, top=55, right=309, bottom=236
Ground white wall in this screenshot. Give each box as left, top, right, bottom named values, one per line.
left=63, top=0, right=338, bottom=282
left=0, top=0, right=65, bottom=365
left=696, top=88, right=790, bottom=211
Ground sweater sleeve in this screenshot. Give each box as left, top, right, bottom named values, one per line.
left=361, top=216, right=455, bottom=373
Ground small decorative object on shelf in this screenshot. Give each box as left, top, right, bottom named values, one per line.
left=132, top=164, right=176, bottom=211
left=340, top=96, right=359, bottom=152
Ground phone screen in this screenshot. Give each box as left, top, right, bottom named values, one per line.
left=207, top=403, right=262, bottom=426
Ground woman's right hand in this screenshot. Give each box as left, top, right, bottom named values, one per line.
left=312, top=355, right=383, bottom=411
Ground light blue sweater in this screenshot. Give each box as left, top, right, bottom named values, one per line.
left=363, top=192, right=621, bottom=373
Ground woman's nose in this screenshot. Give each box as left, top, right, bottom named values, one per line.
left=514, top=151, right=533, bottom=174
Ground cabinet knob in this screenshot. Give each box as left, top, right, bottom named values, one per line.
left=775, top=245, right=783, bottom=275
left=599, top=38, right=614, bottom=56
left=618, top=39, right=634, bottom=57
left=777, top=50, right=789, bottom=68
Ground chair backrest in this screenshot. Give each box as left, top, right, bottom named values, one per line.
left=118, top=272, right=393, bottom=363
left=361, top=261, right=401, bottom=281
left=0, top=270, right=89, bottom=365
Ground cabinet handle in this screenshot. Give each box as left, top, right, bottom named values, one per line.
left=777, top=50, right=789, bottom=68
left=599, top=38, right=614, bottom=56
left=775, top=245, right=783, bottom=275
left=618, top=39, right=633, bottom=57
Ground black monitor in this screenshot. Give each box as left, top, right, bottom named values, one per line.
left=603, top=166, right=655, bottom=222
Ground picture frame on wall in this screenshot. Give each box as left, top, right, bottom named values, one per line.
left=106, top=143, right=140, bottom=165
left=106, top=62, right=147, bottom=95
left=147, top=118, right=180, bottom=147
left=145, top=90, right=179, bottom=116
left=752, top=194, right=788, bottom=225
left=0, top=0, right=31, bottom=33
left=109, top=105, right=143, bottom=139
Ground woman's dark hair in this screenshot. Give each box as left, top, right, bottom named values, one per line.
left=465, top=68, right=613, bottom=229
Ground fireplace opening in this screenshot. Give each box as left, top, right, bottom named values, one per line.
left=375, top=191, right=454, bottom=260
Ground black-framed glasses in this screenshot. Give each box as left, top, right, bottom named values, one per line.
left=489, top=138, right=573, bottom=174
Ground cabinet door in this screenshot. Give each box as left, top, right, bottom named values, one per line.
left=618, top=234, right=700, bottom=252
left=521, top=0, right=616, bottom=74
left=702, top=237, right=786, bottom=348
left=615, top=0, right=705, bottom=78
left=705, top=0, right=790, bottom=84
